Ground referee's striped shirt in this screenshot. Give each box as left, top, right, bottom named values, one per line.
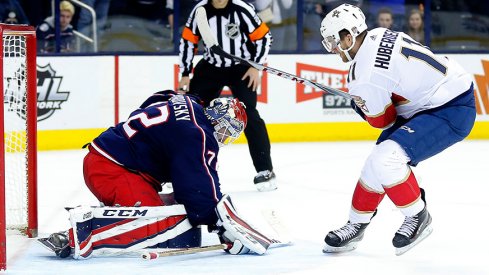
left=179, top=0, right=273, bottom=76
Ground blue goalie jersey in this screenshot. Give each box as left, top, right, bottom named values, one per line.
left=91, top=91, right=222, bottom=221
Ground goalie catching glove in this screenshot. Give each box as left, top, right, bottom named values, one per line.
left=215, top=194, right=273, bottom=255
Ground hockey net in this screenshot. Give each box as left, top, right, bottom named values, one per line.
left=0, top=24, right=37, bottom=271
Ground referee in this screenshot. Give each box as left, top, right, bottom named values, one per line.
left=178, top=0, right=276, bottom=192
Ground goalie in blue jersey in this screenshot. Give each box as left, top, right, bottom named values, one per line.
left=39, top=90, right=275, bottom=258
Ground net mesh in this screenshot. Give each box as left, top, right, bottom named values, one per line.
left=3, top=33, right=29, bottom=232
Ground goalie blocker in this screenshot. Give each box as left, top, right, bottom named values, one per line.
left=215, top=195, right=273, bottom=255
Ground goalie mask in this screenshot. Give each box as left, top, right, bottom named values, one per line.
left=320, top=4, right=367, bottom=59
left=205, top=98, right=247, bottom=147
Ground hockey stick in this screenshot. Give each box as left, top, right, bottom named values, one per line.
left=261, top=209, right=292, bottom=245
left=141, top=244, right=228, bottom=260
left=141, top=208, right=291, bottom=260
left=141, top=236, right=289, bottom=261
left=194, top=7, right=351, bottom=100
left=140, top=234, right=290, bottom=261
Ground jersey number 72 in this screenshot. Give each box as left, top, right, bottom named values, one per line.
left=123, top=106, right=170, bottom=138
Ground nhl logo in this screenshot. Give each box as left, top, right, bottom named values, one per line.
left=225, top=23, right=239, bottom=39
left=36, top=64, right=70, bottom=121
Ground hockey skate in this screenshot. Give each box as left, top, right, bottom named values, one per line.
left=323, top=221, right=369, bottom=253
left=392, top=206, right=432, bottom=256
left=38, top=231, right=72, bottom=258
left=323, top=210, right=376, bottom=253
left=254, top=170, right=277, bottom=192
left=393, top=188, right=433, bottom=255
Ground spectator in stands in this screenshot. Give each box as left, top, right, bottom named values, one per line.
left=247, top=0, right=271, bottom=22
left=0, top=0, right=29, bottom=24
left=303, top=0, right=363, bottom=51
left=249, top=0, right=294, bottom=51
left=376, top=7, right=394, bottom=29
left=77, top=0, right=111, bottom=33
left=406, top=8, right=424, bottom=44
left=301, top=0, right=326, bottom=51
left=165, top=0, right=199, bottom=28
left=77, top=0, right=111, bottom=51
left=4, top=11, right=17, bottom=24
left=310, top=0, right=362, bottom=18
left=165, top=0, right=173, bottom=32
left=36, top=1, right=75, bottom=53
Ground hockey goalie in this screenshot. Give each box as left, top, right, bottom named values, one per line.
left=39, top=90, right=275, bottom=258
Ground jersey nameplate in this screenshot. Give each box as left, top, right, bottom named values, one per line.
left=374, top=29, right=399, bottom=70
left=170, top=95, right=191, bottom=121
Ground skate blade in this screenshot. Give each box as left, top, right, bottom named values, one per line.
left=395, top=225, right=433, bottom=256
left=255, top=179, right=278, bottom=192
left=323, top=242, right=358, bottom=253
left=37, top=237, right=58, bottom=253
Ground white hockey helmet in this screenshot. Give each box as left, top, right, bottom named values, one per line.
left=204, top=98, right=247, bottom=147
left=320, top=4, right=367, bottom=53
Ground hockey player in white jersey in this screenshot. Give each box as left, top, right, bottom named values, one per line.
left=320, top=4, right=476, bottom=255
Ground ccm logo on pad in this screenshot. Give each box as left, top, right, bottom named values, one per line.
left=102, top=209, right=149, bottom=217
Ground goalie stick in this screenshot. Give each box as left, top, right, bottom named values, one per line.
left=141, top=208, right=291, bottom=260
left=141, top=234, right=289, bottom=260
left=261, top=209, right=292, bottom=245
left=194, top=6, right=351, bottom=100
left=141, top=244, right=228, bottom=260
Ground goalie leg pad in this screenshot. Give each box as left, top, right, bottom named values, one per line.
left=68, top=205, right=198, bottom=259
left=216, top=195, right=272, bottom=255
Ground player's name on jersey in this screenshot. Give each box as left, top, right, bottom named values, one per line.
left=375, top=29, right=399, bottom=70
left=171, top=95, right=191, bottom=121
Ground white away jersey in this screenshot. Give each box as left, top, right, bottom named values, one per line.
left=348, top=27, right=473, bottom=129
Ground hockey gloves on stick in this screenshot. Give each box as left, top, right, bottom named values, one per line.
left=218, top=228, right=250, bottom=255
left=351, top=100, right=366, bottom=121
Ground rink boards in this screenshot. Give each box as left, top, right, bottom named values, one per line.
left=32, top=54, right=489, bottom=150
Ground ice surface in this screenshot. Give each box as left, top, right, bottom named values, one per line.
left=5, top=141, right=489, bottom=274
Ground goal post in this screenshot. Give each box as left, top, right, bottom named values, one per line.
left=0, top=23, right=37, bottom=271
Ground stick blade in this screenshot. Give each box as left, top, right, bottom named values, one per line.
left=261, top=209, right=293, bottom=246
left=195, top=6, right=217, bottom=47
left=37, top=237, right=57, bottom=253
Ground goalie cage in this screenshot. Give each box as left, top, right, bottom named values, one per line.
left=0, top=24, right=38, bottom=271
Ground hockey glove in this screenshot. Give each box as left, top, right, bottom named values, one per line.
left=215, top=195, right=271, bottom=255
left=351, top=100, right=366, bottom=121
left=218, top=228, right=250, bottom=255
